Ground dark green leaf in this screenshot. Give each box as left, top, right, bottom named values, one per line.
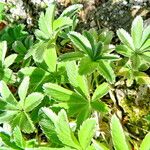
left=92, top=82, right=109, bottom=101
left=0, top=132, right=19, bottom=149
left=12, top=41, right=27, bottom=54
left=79, top=57, right=97, bottom=75
left=91, top=100, right=109, bottom=113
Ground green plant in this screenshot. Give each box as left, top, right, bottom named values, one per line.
left=59, top=30, right=119, bottom=83
left=0, top=41, right=17, bottom=83
left=116, top=16, right=150, bottom=85
left=0, top=126, right=38, bottom=149
left=110, top=114, right=150, bottom=150
left=18, top=3, right=82, bottom=93
left=12, top=35, right=34, bottom=67
left=1, top=111, right=150, bottom=150
left=39, top=108, right=97, bottom=149
left=0, top=77, right=44, bottom=133
left=0, top=2, right=150, bottom=150
left=43, top=61, right=110, bottom=126
left=0, top=24, right=28, bottom=47
left=25, top=2, right=82, bottom=64
left=117, top=60, right=150, bottom=86
left=0, top=2, right=5, bottom=21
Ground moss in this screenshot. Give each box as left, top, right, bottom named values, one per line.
left=120, top=85, right=150, bottom=138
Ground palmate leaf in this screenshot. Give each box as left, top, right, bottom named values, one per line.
left=131, top=16, right=143, bottom=49
left=78, top=119, right=96, bottom=149
left=98, top=60, right=115, bottom=84
left=83, top=31, right=95, bottom=51
left=1, top=79, right=43, bottom=134
left=55, top=109, right=80, bottom=149
left=25, top=41, right=44, bottom=61
left=111, top=114, right=130, bottom=150
left=140, top=132, right=150, bottom=150
left=40, top=107, right=58, bottom=126
left=100, top=30, right=114, bottom=45
left=35, top=29, right=49, bottom=40
left=94, top=41, right=103, bottom=58
left=40, top=108, right=80, bottom=149
left=76, top=105, right=91, bottom=127
left=43, top=83, right=86, bottom=102
left=38, top=108, right=98, bottom=149
left=0, top=98, right=18, bottom=110
left=0, top=25, right=28, bottom=46
left=24, top=35, right=34, bottom=50
left=67, top=98, right=88, bottom=117
left=18, top=67, right=50, bottom=92
left=66, top=61, right=89, bottom=99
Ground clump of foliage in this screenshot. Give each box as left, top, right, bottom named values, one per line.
left=0, top=1, right=150, bottom=150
